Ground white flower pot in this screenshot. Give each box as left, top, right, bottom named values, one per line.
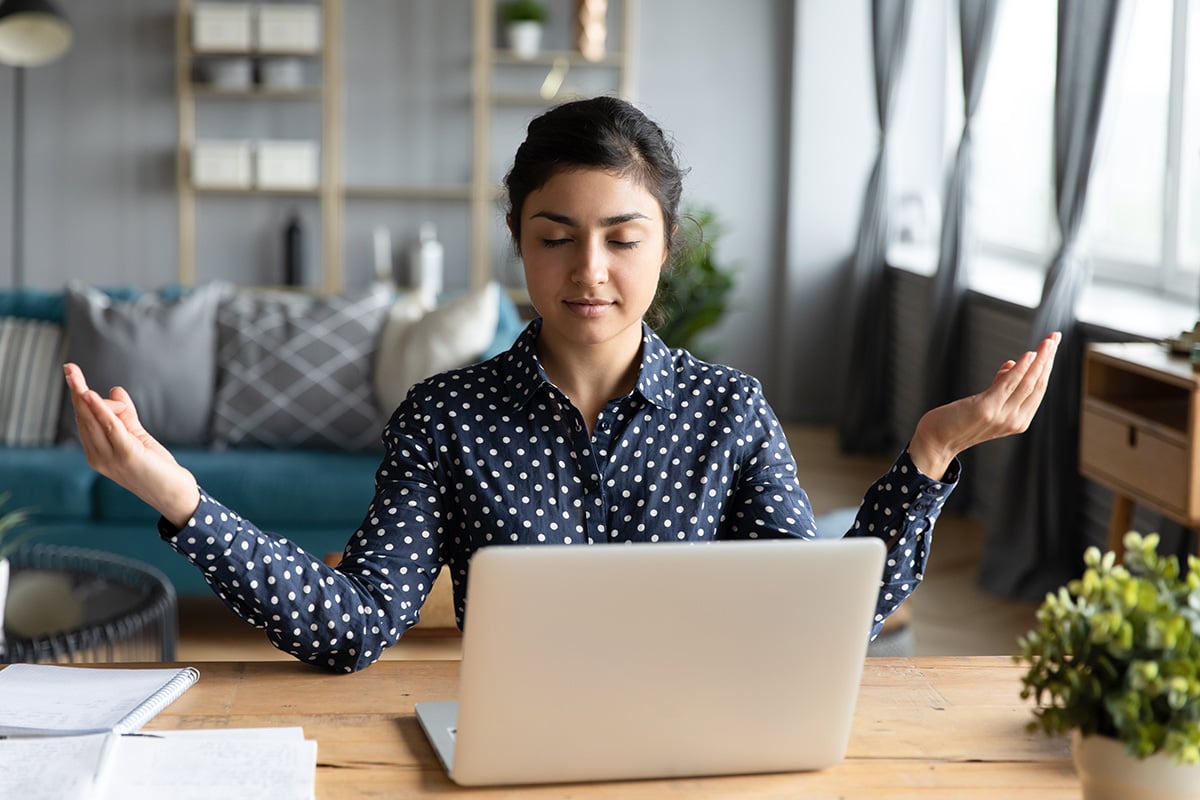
left=506, top=21, right=543, bottom=59
left=1073, top=731, right=1200, bottom=800
left=0, top=558, right=8, bottom=657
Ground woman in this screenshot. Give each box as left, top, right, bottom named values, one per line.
left=65, top=97, right=1058, bottom=673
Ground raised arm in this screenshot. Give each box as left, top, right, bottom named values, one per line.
left=907, top=331, right=1060, bottom=480
left=63, top=363, right=201, bottom=528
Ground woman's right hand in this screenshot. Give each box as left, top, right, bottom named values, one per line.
left=64, top=363, right=201, bottom=529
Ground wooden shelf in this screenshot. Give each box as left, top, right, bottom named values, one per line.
left=492, top=49, right=625, bottom=67
left=191, top=86, right=322, bottom=99
left=344, top=184, right=473, bottom=201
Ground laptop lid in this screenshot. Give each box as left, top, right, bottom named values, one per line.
left=418, top=537, right=886, bottom=787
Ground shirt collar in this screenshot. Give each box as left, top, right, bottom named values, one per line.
left=500, top=319, right=679, bottom=411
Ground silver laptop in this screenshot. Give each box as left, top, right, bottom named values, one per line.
left=415, top=537, right=886, bottom=786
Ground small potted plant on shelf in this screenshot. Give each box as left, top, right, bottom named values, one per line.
left=1016, top=531, right=1200, bottom=799
left=501, top=0, right=548, bottom=60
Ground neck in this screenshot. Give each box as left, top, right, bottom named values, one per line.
left=536, top=325, right=643, bottom=434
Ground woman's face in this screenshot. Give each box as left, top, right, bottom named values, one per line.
left=515, top=168, right=668, bottom=354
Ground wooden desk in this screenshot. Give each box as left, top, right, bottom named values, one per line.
left=1079, top=342, right=1200, bottom=560
left=124, top=657, right=1076, bottom=798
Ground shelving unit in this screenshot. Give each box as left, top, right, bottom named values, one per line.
left=1079, top=342, right=1200, bottom=561
left=175, top=0, right=635, bottom=296
left=176, top=0, right=341, bottom=293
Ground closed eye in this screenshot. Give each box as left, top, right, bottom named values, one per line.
left=541, top=238, right=571, bottom=248
left=610, top=240, right=640, bottom=250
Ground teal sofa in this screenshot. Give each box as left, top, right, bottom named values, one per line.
left=0, top=284, right=523, bottom=596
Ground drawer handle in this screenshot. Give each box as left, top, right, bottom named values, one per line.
left=1128, top=427, right=1138, bottom=448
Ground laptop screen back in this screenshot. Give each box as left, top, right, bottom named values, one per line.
left=443, top=537, right=886, bottom=786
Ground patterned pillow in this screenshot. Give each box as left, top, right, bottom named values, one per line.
left=213, top=288, right=392, bottom=450
left=0, top=319, right=66, bottom=446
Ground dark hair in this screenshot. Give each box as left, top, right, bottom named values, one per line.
left=504, top=96, right=687, bottom=256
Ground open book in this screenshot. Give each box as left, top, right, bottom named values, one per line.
left=0, top=664, right=199, bottom=737
left=0, top=727, right=317, bottom=800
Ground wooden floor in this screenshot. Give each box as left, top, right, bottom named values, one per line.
left=176, top=425, right=1042, bottom=662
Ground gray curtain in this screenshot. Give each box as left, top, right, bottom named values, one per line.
left=978, top=0, right=1125, bottom=598
left=922, top=0, right=1001, bottom=411
left=837, top=0, right=913, bottom=453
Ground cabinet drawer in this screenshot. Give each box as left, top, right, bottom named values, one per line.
left=1080, top=409, right=1190, bottom=516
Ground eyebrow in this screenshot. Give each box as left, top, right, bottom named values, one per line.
left=529, top=211, right=652, bottom=227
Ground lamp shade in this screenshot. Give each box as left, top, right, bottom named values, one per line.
left=0, top=0, right=72, bottom=67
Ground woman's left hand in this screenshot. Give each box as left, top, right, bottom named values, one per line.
left=907, top=331, right=1060, bottom=479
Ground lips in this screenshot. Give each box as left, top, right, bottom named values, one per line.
left=564, top=298, right=614, bottom=317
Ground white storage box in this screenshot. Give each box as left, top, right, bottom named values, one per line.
left=192, top=140, right=252, bottom=188
left=260, top=57, right=305, bottom=89
left=256, top=140, right=319, bottom=189
left=256, top=5, right=322, bottom=53
left=193, top=3, right=252, bottom=52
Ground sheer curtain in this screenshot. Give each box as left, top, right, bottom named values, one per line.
left=922, top=0, right=1000, bottom=410
left=978, top=0, right=1127, bottom=598
left=837, top=0, right=913, bottom=453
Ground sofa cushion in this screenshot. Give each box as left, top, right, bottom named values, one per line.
left=374, top=282, right=500, bottom=416
left=61, top=281, right=229, bottom=446
left=212, top=288, right=391, bottom=450
left=0, top=319, right=66, bottom=446
left=0, top=446, right=97, bottom=520
left=92, top=448, right=381, bottom=529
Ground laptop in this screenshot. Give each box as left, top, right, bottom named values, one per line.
left=415, top=537, right=886, bottom=786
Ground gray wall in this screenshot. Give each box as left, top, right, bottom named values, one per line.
left=0, top=0, right=884, bottom=422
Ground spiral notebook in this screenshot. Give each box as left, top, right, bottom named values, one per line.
left=0, top=663, right=199, bottom=737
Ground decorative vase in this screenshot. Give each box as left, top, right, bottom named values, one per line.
left=506, top=21, right=543, bottom=59
left=1073, top=731, right=1200, bottom=800
left=575, top=0, right=607, bottom=61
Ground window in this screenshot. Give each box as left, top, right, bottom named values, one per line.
left=973, top=0, right=1200, bottom=302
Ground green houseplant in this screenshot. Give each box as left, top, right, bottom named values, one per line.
left=0, top=491, right=37, bottom=657
left=653, top=205, right=736, bottom=358
left=0, top=491, right=35, bottom=563
left=1016, top=531, right=1200, bottom=797
left=501, top=0, right=548, bottom=24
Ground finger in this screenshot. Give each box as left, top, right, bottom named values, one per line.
left=63, top=363, right=90, bottom=396
left=72, top=390, right=118, bottom=462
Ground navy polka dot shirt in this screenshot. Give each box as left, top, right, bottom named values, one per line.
left=160, top=320, right=958, bottom=672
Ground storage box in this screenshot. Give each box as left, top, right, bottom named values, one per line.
left=192, top=140, right=252, bottom=189
left=193, top=3, right=252, bottom=52
left=256, top=140, right=319, bottom=189
left=256, top=5, right=322, bottom=53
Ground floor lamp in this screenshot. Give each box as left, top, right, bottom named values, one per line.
left=0, top=0, right=72, bottom=288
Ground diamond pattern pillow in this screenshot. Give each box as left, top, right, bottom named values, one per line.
left=0, top=319, right=66, bottom=446
left=213, top=288, right=392, bottom=450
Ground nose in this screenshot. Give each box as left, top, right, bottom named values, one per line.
left=571, top=237, right=609, bottom=287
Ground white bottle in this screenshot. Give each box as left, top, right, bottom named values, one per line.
left=410, top=222, right=444, bottom=310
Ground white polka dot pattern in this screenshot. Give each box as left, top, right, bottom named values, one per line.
left=159, top=321, right=958, bottom=672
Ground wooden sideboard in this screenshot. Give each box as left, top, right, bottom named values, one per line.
left=1079, top=342, right=1200, bottom=560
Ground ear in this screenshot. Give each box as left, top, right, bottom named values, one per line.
left=506, top=214, right=514, bottom=236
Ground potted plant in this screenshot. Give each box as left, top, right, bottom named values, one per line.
left=501, top=0, right=548, bottom=60
left=652, top=204, right=736, bottom=359
left=0, top=492, right=36, bottom=657
left=1016, top=531, right=1200, bottom=798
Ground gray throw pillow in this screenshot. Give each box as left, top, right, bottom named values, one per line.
left=61, top=282, right=229, bottom=446
left=212, top=287, right=391, bottom=450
